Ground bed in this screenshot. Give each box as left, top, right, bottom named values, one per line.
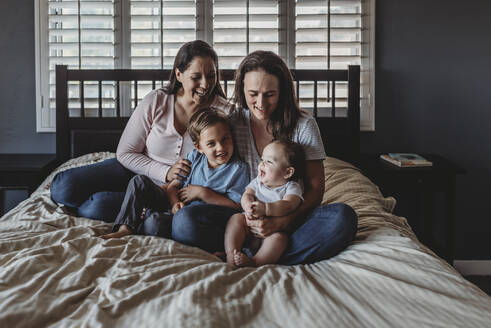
left=1, top=66, right=490, bottom=327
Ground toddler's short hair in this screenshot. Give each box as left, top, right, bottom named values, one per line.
left=273, top=140, right=306, bottom=181
left=188, top=109, right=231, bottom=144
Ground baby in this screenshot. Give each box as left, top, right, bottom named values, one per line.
left=224, top=140, right=306, bottom=267
left=102, top=109, right=249, bottom=239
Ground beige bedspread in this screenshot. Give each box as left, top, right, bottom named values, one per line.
left=1, top=153, right=490, bottom=327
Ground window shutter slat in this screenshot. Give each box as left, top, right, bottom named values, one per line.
left=37, top=0, right=373, bottom=131
left=47, top=0, right=115, bottom=119
left=213, top=0, right=279, bottom=69
left=295, top=0, right=362, bottom=116
left=130, top=0, right=196, bottom=69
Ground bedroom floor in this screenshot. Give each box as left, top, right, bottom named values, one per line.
left=465, top=276, right=491, bottom=296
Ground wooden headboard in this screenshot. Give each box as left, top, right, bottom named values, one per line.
left=56, top=65, right=360, bottom=164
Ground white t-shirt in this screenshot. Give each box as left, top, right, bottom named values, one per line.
left=230, top=109, right=326, bottom=180
left=247, top=178, right=304, bottom=203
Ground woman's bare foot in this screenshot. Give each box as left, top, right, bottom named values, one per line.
left=100, top=224, right=132, bottom=239
left=233, top=249, right=256, bottom=267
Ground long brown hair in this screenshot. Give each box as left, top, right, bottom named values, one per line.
left=163, top=40, right=225, bottom=98
left=230, top=51, right=301, bottom=140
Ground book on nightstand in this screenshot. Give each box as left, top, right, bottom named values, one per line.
left=380, top=153, right=433, bottom=167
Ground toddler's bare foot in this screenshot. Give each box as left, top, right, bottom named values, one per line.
left=233, top=249, right=256, bottom=267
left=225, top=251, right=236, bottom=266
left=100, top=225, right=132, bottom=239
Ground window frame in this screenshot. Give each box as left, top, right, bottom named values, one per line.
left=35, top=0, right=375, bottom=132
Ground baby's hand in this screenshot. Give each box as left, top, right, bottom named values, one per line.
left=245, top=212, right=257, bottom=220
left=172, top=202, right=184, bottom=214
left=251, top=201, right=266, bottom=217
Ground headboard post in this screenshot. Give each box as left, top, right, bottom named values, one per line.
left=347, top=65, right=361, bottom=158
left=56, top=65, right=70, bottom=164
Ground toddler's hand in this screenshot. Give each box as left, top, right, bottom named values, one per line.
left=178, top=185, right=204, bottom=203
left=172, top=202, right=184, bottom=214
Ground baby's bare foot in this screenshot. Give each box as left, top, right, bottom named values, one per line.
left=100, top=225, right=132, bottom=239
left=233, top=250, right=256, bottom=267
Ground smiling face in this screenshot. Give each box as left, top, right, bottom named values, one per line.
left=176, top=56, right=217, bottom=105
left=243, top=69, right=280, bottom=122
left=196, top=121, right=234, bottom=168
left=257, top=142, right=294, bottom=188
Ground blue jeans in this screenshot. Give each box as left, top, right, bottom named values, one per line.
left=172, top=203, right=241, bottom=253
left=50, top=158, right=134, bottom=221
left=172, top=202, right=357, bottom=265
left=280, top=203, right=358, bottom=265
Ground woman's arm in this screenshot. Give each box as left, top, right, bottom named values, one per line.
left=252, top=194, right=302, bottom=218
left=116, top=90, right=173, bottom=183
left=247, top=159, right=324, bottom=237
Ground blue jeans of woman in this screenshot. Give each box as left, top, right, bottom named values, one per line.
left=172, top=202, right=357, bottom=265
left=50, top=158, right=134, bottom=221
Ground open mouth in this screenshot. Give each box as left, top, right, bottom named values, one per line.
left=254, top=106, right=265, bottom=112
left=216, top=152, right=228, bottom=160
left=195, top=89, right=208, bottom=98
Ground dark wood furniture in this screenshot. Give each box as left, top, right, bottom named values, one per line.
left=55, top=65, right=360, bottom=164
left=0, top=154, right=57, bottom=215
left=355, top=153, right=465, bottom=263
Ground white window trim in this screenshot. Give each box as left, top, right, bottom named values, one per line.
left=35, top=0, right=53, bottom=132
left=35, top=0, right=375, bottom=132
left=361, top=0, right=376, bottom=131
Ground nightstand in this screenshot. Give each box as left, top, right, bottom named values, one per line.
left=0, top=154, right=57, bottom=215
left=355, top=154, right=465, bottom=264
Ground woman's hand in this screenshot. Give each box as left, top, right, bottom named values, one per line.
left=250, top=201, right=266, bottom=217
left=246, top=214, right=289, bottom=238
left=166, top=159, right=192, bottom=183
left=178, top=185, right=205, bottom=203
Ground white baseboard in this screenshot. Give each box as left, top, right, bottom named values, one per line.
left=453, top=261, right=491, bottom=276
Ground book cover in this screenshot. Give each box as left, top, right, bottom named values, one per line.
left=380, top=153, right=433, bottom=167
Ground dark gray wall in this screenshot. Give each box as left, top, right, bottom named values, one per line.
left=361, top=0, right=491, bottom=259
left=0, top=0, right=55, bottom=153
left=0, top=0, right=490, bottom=259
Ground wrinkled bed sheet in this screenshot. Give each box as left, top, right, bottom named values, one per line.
left=1, top=153, right=490, bottom=327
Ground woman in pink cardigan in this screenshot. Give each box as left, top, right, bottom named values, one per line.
left=50, top=40, right=229, bottom=222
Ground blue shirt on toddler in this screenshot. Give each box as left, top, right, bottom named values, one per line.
left=181, top=149, right=250, bottom=204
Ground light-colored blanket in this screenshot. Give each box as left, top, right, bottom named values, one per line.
left=1, top=154, right=490, bottom=327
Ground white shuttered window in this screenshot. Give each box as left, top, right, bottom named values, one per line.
left=35, top=0, right=374, bottom=131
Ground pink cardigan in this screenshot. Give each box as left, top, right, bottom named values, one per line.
left=116, top=89, right=230, bottom=184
